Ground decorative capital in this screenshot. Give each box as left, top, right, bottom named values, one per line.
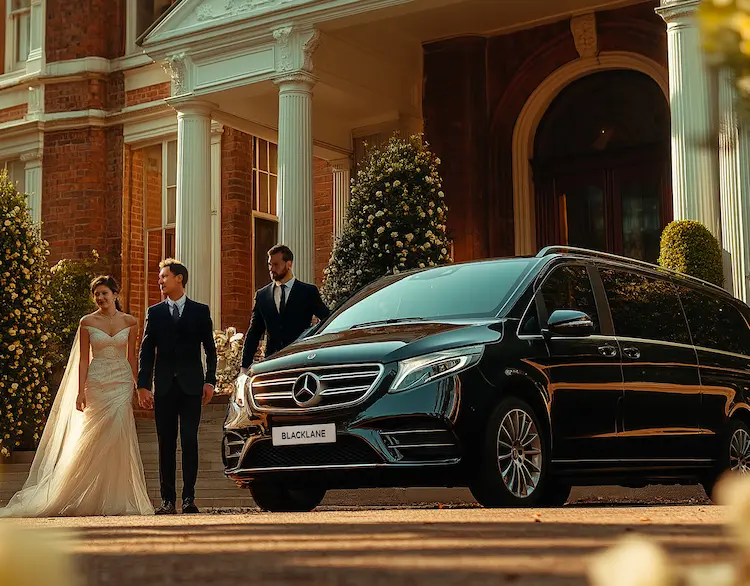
left=20, top=151, right=42, bottom=163
left=273, top=70, right=317, bottom=91
left=273, top=25, right=321, bottom=75
left=570, top=13, right=598, bottom=58
left=162, top=52, right=190, bottom=97
left=655, top=0, right=700, bottom=24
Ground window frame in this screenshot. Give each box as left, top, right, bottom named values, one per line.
left=143, top=138, right=177, bottom=310
left=1, top=158, right=25, bottom=194
left=252, top=136, right=278, bottom=216
left=5, top=0, right=31, bottom=73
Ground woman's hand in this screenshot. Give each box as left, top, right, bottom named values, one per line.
left=76, top=393, right=87, bottom=412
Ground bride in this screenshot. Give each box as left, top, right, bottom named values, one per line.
left=0, top=275, right=154, bottom=517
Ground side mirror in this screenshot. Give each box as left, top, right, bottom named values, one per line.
left=542, top=309, right=594, bottom=338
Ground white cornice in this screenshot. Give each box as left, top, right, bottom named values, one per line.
left=141, top=0, right=462, bottom=60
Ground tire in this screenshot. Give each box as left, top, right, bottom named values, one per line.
left=469, top=397, right=549, bottom=508
left=702, top=418, right=750, bottom=502
left=249, top=481, right=327, bottom=512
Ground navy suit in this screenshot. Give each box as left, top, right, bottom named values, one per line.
left=241, top=280, right=330, bottom=368
left=138, top=298, right=217, bottom=503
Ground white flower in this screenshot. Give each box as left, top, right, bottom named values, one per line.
left=396, top=241, right=404, bottom=248
left=438, top=191, right=445, bottom=198
left=406, top=233, right=414, bottom=242
left=588, top=536, right=675, bottom=586
left=376, top=211, right=384, bottom=218
left=376, top=191, right=383, bottom=197
left=393, top=180, right=401, bottom=187
left=441, top=248, right=448, bottom=254
left=391, top=232, right=398, bottom=238
left=377, top=227, right=385, bottom=234
left=419, top=263, right=425, bottom=268
left=386, top=222, right=392, bottom=228
left=368, top=215, right=375, bottom=221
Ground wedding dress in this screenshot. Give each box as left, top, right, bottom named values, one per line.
left=0, top=326, right=154, bottom=517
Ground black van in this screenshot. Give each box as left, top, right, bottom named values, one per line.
left=222, top=246, right=750, bottom=510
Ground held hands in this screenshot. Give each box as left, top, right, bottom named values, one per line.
left=137, top=387, right=154, bottom=410
left=202, top=383, right=214, bottom=406
left=75, top=393, right=86, bottom=412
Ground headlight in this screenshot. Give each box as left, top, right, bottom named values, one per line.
left=232, top=373, right=249, bottom=407
left=389, top=345, right=485, bottom=393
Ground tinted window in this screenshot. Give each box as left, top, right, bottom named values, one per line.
left=320, top=259, right=535, bottom=334
left=600, top=269, right=691, bottom=344
left=540, top=265, right=600, bottom=333
left=676, top=287, right=750, bottom=355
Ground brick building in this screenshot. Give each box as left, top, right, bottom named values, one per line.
left=2, top=0, right=750, bottom=337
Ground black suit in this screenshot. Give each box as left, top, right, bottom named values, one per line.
left=138, top=298, right=217, bottom=503
left=241, top=280, right=330, bottom=368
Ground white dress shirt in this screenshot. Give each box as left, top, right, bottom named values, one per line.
left=167, top=294, right=187, bottom=317
left=274, top=278, right=295, bottom=312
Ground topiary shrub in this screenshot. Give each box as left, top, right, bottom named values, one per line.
left=322, top=133, right=453, bottom=308
left=658, top=220, right=724, bottom=287
left=0, top=171, right=55, bottom=456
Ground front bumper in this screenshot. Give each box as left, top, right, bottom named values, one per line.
left=222, top=372, right=470, bottom=487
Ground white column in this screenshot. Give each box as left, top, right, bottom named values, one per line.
left=718, top=69, right=750, bottom=301
left=657, top=0, right=721, bottom=240
left=21, top=151, right=42, bottom=226
left=331, top=158, right=351, bottom=241
left=175, top=100, right=214, bottom=305
left=210, top=124, right=223, bottom=327
left=274, top=73, right=316, bottom=284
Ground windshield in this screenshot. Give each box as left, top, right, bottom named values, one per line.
left=319, top=258, right=536, bottom=334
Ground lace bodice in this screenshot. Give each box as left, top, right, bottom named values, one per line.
left=85, top=326, right=131, bottom=361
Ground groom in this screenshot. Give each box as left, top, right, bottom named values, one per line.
left=137, top=259, right=217, bottom=515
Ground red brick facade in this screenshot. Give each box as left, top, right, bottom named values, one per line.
left=126, top=83, right=172, bottom=107
left=0, top=104, right=27, bottom=123
left=314, top=159, right=334, bottom=286
left=423, top=0, right=666, bottom=260
left=45, top=0, right=125, bottom=62
left=221, top=127, right=254, bottom=331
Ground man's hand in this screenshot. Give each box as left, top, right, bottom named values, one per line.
left=137, top=387, right=154, bottom=410
left=202, top=383, right=215, bottom=405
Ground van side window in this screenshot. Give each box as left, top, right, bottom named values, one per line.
left=540, top=265, right=600, bottom=333
left=600, top=269, right=691, bottom=344
left=676, top=287, right=750, bottom=356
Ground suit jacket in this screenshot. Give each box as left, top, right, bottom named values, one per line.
left=241, top=280, right=331, bottom=368
left=137, top=298, right=218, bottom=396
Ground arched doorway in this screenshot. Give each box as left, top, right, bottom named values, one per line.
left=532, top=70, right=671, bottom=262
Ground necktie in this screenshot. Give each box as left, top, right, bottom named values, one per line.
left=279, top=284, right=287, bottom=314
left=171, top=302, right=180, bottom=323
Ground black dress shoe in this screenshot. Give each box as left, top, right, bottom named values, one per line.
left=155, top=501, right=177, bottom=515
left=182, top=497, right=200, bottom=514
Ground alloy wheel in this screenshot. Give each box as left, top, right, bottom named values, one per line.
left=730, top=427, right=750, bottom=473
left=496, top=408, right=543, bottom=498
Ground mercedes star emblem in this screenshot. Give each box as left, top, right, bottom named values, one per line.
left=292, top=372, right=322, bottom=407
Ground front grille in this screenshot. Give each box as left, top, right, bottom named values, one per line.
left=249, top=364, right=384, bottom=412
left=242, top=436, right=382, bottom=469
left=381, top=426, right=460, bottom=462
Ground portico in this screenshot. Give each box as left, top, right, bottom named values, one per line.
left=138, top=0, right=750, bottom=306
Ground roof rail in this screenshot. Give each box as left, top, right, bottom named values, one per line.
left=535, top=245, right=729, bottom=296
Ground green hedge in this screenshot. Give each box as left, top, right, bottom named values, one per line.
left=657, top=220, right=724, bottom=287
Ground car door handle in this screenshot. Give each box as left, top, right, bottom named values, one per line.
left=598, top=344, right=618, bottom=358
left=622, top=347, right=641, bottom=360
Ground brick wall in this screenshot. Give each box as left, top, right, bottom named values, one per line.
left=46, top=0, right=125, bottom=62
left=220, top=127, right=254, bottom=331
left=105, top=126, right=124, bottom=282
left=42, top=129, right=108, bottom=264
left=123, top=147, right=146, bottom=326
left=0, top=104, right=26, bottom=123
left=313, top=159, right=334, bottom=287
left=125, top=83, right=171, bottom=107
left=45, top=80, right=107, bottom=113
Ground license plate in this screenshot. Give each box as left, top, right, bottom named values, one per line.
left=271, top=423, right=336, bottom=446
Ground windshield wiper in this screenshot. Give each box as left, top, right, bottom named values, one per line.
left=350, top=317, right=428, bottom=330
